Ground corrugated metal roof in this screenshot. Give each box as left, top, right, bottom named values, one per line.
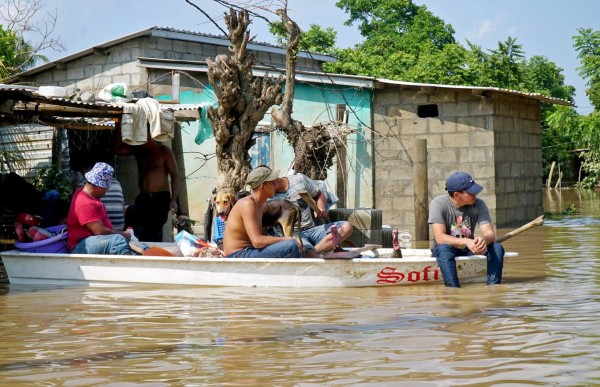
left=0, top=85, right=202, bottom=112
left=375, top=78, right=573, bottom=106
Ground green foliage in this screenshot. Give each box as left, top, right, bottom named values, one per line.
left=521, top=56, right=576, bottom=101
left=542, top=106, right=579, bottom=184
left=32, top=166, right=77, bottom=202
left=544, top=203, right=578, bottom=218
left=0, top=24, right=47, bottom=78
left=327, top=0, right=455, bottom=79
left=574, top=28, right=600, bottom=110
left=270, top=22, right=337, bottom=54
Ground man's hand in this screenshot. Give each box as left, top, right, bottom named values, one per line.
left=169, top=199, right=178, bottom=214
left=468, top=236, right=487, bottom=255
left=314, top=208, right=328, bottom=221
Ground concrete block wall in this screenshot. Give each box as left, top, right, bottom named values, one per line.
left=373, top=85, right=543, bottom=237
left=23, top=33, right=324, bottom=93
left=25, top=44, right=148, bottom=93
left=491, top=94, right=543, bottom=226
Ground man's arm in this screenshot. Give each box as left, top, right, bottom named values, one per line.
left=163, top=146, right=179, bottom=214
left=479, top=223, right=497, bottom=245
left=86, top=220, right=131, bottom=240
left=314, top=192, right=328, bottom=220
left=240, top=200, right=295, bottom=248
left=431, top=223, right=486, bottom=254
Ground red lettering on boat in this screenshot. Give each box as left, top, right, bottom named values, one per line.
left=407, top=271, right=420, bottom=282
left=376, top=265, right=441, bottom=284
left=377, top=267, right=405, bottom=284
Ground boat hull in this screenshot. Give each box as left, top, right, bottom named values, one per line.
left=1, top=248, right=518, bottom=288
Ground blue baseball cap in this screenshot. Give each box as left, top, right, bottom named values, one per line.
left=445, top=172, right=483, bottom=195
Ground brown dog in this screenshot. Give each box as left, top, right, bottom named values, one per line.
left=213, top=190, right=236, bottom=222
left=236, top=191, right=301, bottom=238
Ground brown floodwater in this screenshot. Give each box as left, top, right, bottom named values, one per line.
left=0, top=189, right=599, bottom=386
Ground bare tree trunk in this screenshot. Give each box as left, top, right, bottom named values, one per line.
left=270, top=8, right=352, bottom=181
left=206, top=9, right=283, bottom=194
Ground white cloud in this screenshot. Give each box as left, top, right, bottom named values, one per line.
left=474, top=19, right=498, bottom=39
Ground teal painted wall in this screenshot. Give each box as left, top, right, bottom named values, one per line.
left=160, top=82, right=373, bottom=232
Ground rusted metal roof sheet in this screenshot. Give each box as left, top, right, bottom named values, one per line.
left=375, top=78, right=573, bottom=106
left=0, top=85, right=201, bottom=131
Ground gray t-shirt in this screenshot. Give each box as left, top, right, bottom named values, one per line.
left=273, top=174, right=321, bottom=230
left=428, top=194, right=492, bottom=248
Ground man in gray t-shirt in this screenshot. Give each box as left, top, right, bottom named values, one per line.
left=428, top=172, right=505, bottom=287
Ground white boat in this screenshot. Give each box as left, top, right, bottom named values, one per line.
left=0, top=247, right=518, bottom=287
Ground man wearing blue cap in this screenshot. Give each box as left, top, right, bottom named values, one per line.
left=428, top=171, right=505, bottom=287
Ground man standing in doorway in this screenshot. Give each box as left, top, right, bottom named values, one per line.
left=114, top=133, right=179, bottom=242
left=428, top=171, right=505, bottom=288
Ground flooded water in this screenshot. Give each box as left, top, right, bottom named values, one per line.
left=1, top=189, right=600, bottom=385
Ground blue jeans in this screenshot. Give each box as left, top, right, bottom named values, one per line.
left=432, top=242, right=505, bottom=287
left=300, top=221, right=348, bottom=247
left=227, top=240, right=300, bottom=258
left=72, top=234, right=137, bottom=255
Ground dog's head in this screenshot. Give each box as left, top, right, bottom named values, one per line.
left=174, top=215, right=196, bottom=235
left=213, top=191, right=236, bottom=221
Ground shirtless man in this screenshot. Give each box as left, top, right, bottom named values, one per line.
left=223, top=165, right=300, bottom=258
left=114, top=133, right=179, bottom=242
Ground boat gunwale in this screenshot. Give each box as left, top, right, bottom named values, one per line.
left=0, top=249, right=518, bottom=264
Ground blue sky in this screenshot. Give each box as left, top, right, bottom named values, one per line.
left=38, top=0, right=600, bottom=114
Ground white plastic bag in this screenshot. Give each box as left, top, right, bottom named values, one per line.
left=98, top=82, right=129, bottom=103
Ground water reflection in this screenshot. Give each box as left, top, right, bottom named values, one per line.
left=0, top=189, right=599, bottom=385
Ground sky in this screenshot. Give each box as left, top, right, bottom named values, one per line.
left=35, top=0, right=600, bottom=114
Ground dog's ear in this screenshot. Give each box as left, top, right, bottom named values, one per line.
left=227, top=192, right=236, bottom=203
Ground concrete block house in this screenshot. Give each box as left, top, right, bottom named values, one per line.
left=3, top=26, right=570, bottom=242
left=371, top=80, right=570, bottom=233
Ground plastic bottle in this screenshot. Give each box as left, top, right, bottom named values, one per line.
left=126, top=227, right=139, bottom=242
left=398, top=231, right=411, bottom=248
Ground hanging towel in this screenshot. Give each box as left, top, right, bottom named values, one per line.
left=121, top=98, right=174, bottom=145
left=121, top=104, right=147, bottom=146
left=156, top=108, right=175, bottom=142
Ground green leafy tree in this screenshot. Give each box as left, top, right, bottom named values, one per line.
left=270, top=22, right=337, bottom=54
left=0, top=0, right=63, bottom=79
left=574, top=27, right=600, bottom=110
left=0, top=25, right=47, bottom=77
left=487, top=37, right=525, bottom=89
left=519, top=56, right=577, bottom=183
left=567, top=27, right=600, bottom=186
left=521, top=55, right=576, bottom=101
left=326, top=0, right=456, bottom=79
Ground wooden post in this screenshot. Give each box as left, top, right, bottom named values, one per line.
left=335, top=104, right=347, bottom=208
left=413, top=139, right=428, bottom=241
left=546, top=161, right=556, bottom=189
